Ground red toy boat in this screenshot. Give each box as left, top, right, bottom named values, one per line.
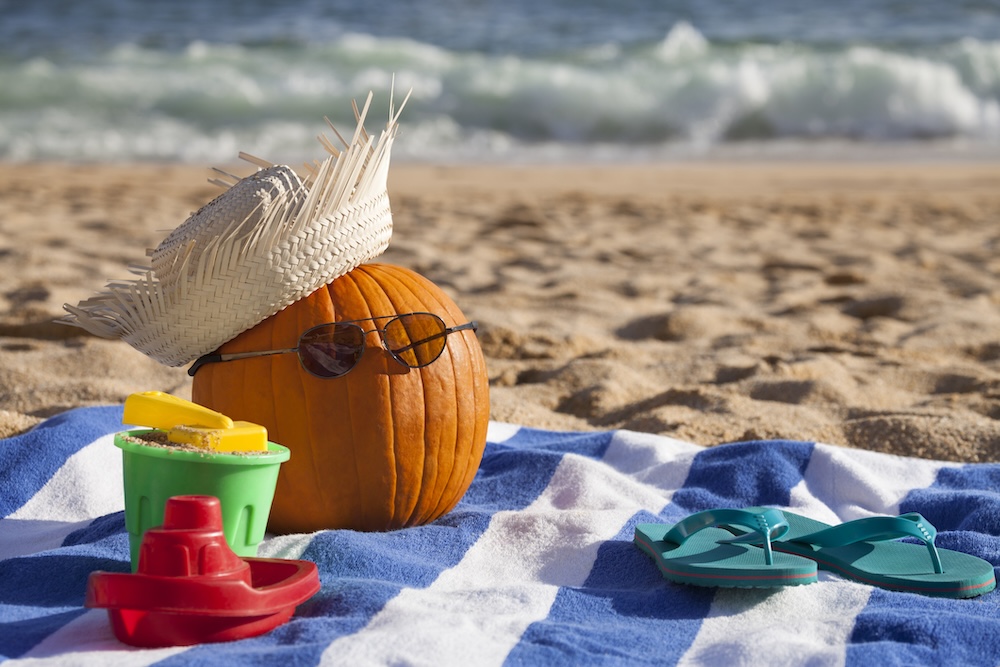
left=86, top=495, right=320, bottom=647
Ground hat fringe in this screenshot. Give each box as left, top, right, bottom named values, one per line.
left=62, top=91, right=408, bottom=367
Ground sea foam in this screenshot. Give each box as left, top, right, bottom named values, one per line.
left=1, top=23, right=999, bottom=162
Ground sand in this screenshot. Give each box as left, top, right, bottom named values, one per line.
left=1, top=160, right=999, bottom=461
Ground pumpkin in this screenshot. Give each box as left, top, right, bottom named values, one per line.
left=191, top=263, right=490, bottom=533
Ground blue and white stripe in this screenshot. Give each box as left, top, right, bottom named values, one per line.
left=1, top=406, right=998, bottom=666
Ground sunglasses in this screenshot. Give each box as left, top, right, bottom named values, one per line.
left=188, top=312, right=477, bottom=379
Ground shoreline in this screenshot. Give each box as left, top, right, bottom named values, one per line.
left=2, top=160, right=999, bottom=461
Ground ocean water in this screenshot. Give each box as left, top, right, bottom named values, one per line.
left=2, top=0, right=1000, bottom=163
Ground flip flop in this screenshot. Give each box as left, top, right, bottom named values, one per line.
left=742, top=507, right=997, bottom=599
left=634, top=508, right=818, bottom=588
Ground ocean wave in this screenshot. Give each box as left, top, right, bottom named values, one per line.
left=2, top=23, right=1000, bottom=162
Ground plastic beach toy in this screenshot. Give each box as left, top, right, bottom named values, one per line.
left=117, top=392, right=290, bottom=570
left=124, top=391, right=268, bottom=452
left=87, top=495, right=320, bottom=647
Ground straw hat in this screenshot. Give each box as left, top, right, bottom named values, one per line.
left=63, top=91, right=408, bottom=367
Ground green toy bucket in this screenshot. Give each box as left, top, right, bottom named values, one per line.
left=115, top=430, right=290, bottom=571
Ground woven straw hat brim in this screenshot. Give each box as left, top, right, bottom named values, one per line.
left=62, top=91, right=405, bottom=367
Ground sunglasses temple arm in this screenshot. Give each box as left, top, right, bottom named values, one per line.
left=187, top=347, right=298, bottom=376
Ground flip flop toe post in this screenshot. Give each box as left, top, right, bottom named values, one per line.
left=635, top=508, right=818, bottom=589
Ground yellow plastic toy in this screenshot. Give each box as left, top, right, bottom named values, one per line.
left=123, top=391, right=267, bottom=452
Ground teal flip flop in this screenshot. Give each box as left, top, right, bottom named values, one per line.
left=742, top=507, right=997, bottom=599
left=634, top=508, right=818, bottom=588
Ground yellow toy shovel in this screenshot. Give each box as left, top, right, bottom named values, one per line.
left=123, top=391, right=267, bottom=452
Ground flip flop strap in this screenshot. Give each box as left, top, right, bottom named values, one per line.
left=663, top=508, right=790, bottom=566
left=791, top=513, right=944, bottom=574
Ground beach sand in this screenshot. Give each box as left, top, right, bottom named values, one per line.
left=2, top=160, right=999, bottom=461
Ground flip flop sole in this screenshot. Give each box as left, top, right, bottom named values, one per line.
left=749, top=509, right=997, bottom=599
left=635, top=523, right=818, bottom=589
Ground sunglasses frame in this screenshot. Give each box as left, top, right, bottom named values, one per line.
left=187, top=312, right=477, bottom=378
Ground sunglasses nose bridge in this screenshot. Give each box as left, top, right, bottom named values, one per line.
left=359, top=325, right=386, bottom=348
left=357, top=326, right=411, bottom=376
left=349, top=325, right=397, bottom=365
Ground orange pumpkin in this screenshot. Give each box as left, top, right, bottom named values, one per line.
left=191, top=263, right=490, bottom=533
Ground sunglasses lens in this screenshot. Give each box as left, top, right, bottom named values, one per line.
left=383, top=313, right=448, bottom=368
left=298, top=324, right=365, bottom=378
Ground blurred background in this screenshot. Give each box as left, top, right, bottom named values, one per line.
left=2, top=0, right=1000, bottom=163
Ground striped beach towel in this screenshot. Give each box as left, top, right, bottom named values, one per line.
left=2, top=405, right=998, bottom=665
